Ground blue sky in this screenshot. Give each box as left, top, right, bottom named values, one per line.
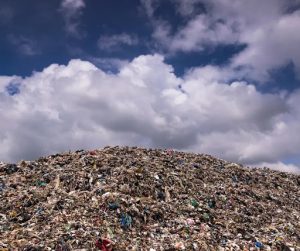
left=0, top=0, right=300, bottom=173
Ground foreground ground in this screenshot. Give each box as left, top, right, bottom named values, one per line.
left=0, top=146, right=299, bottom=250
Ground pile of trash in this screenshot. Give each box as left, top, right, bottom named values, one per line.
left=0, top=146, right=299, bottom=250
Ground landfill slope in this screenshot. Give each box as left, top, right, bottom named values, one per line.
left=0, top=146, right=299, bottom=251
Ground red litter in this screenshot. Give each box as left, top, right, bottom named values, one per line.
left=95, top=238, right=113, bottom=251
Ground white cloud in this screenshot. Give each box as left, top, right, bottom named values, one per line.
left=142, top=0, right=300, bottom=80
left=139, top=0, right=158, bottom=18
left=0, top=55, right=300, bottom=174
left=97, top=33, right=139, bottom=51
left=232, top=10, right=300, bottom=80
left=61, top=0, right=85, bottom=10
left=169, top=14, right=238, bottom=52
left=174, top=0, right=204, bottom=17
left=60, top=0, right=85, bottom=36
left=0, top=76, right=17, bottom=91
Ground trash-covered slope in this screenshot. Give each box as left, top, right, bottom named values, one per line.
left=0, top=146, right=299, bottom=250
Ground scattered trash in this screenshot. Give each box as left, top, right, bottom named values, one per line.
left=255, top=241, right=263, bottom=248
left=174, top=242, right=185, bottom=250
left=0, top=180, right=5, bottom=192
left=0, top=146, right=299, bottom=250
left=55, top=239, right=71, bottom=251
left=108, top=202, right=119, bottom=210
left=220, top=238, right=227, bottom=247
left=186, top=218, right=195, bottom=226
left=120, top=213, right=132, bottom=229
left=35, top=180, right=47, bottom=187
left=208, top=198, right=216, bottom=208
left=95, top=238, right=113, bottom=251
left=190, top=199, right=199, bottom=208
left=3, top=164, right=19, bottom=174
left=202, top=212, right=210, bottom=222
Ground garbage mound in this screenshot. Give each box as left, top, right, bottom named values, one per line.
left=0, top=146, right=299, bottom=250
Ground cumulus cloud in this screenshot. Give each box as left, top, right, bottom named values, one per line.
left=60, top=0, right=85, bottom=36
left=97, top=33, right=139, bottom=51
left=232, top=10, right=300, bottom=80
left=0, top=54, right=300, bottom=174
left=141, top=0, right=300, bottom=80
left=165, top=14, right=238, bottom=52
